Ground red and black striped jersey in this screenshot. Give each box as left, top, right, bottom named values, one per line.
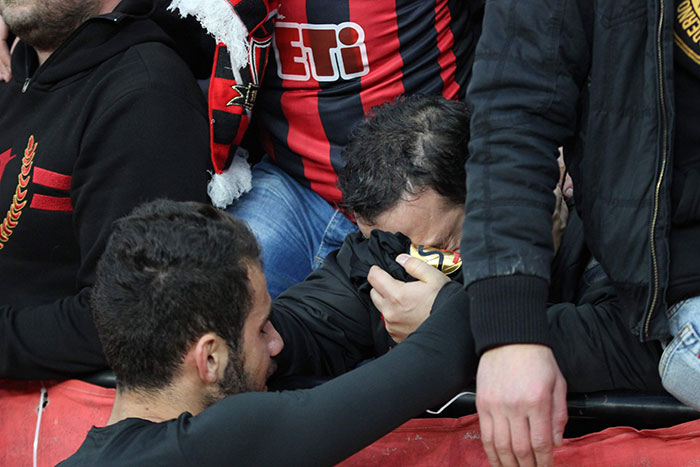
left=255, top=0, right=483, bottom=205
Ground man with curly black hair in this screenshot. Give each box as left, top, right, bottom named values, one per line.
left=60, top=199, right=475, bottom=466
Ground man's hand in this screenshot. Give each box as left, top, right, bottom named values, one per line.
left=476, top=344, right=567, bottom=467
left=557, top=149, right=574, bottom=199
left=551, top=186, right=569, bottom=254
left=0, top=16, right=14, bottom=82
left=368, top=253, right=450, bottom=343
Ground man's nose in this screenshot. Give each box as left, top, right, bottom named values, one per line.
left=264, top=321, right=284, bottom=357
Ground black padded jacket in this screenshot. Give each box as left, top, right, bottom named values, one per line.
left=463, top=0, right=676, bottom=354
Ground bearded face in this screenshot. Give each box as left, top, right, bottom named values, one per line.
left=200, top=345, right=269, bottom=410
left=0, top=0, right=101, bottom=52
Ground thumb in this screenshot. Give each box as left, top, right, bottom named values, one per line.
left=396, top=254, right=449, bottom=285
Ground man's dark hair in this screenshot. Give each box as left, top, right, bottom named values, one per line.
left=338, top=95, right=469, bottom=224
left=91, top=199, right=260, bottom=392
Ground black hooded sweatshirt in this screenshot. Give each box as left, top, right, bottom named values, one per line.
left=0, top=0, right=210, bottom=378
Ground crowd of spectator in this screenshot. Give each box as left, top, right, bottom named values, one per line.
left=1, top=0, right=699, bottom=466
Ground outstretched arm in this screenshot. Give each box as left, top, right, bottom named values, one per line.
left=184, top=282, right=477, bottom=466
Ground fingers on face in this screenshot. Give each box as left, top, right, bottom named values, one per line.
left=367, top=265, right=398, bottom=297
left=369, top=286, right=386, bottom=312
left=401, top=255, right=450, bottom=285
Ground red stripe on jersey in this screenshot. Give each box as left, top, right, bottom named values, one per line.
left=33, top=167, right=71, bottom=191
left=30, top=194, right=73, bottom=212
left=276, top=6, right=336, bottom=200
left=434, top=0, right=459, bottom=99
left=350, top=0, right=405, bottom=115
left=283, top=88, right=333, bottom=199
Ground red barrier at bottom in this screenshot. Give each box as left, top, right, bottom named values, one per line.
left=0, top=379, right=115, bottom=467
left=339, top=414, right=700, bottom=466
left=2, top=381, right=700, bottom=466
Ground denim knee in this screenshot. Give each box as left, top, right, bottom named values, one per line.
left=225, top=157, right=356, bottom=297
left=659, top=297, right=700, bottom=410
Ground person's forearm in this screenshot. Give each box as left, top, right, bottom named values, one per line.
left=185, top=282, right=476, bottom=466
left=0, top=289, right=108, bottom=379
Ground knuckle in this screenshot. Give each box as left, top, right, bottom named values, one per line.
left=531, top=438, right=551, bottom=453
left=503, top=394, right=525, bottom=410
left=530, top=432, right=551, bottom=450
left=524, top=388, right=549, bottom=407
left=523, top=395, right=544, bottom=410
left=484, top=451, right=501, bottom=467
left=555, top=411, right=569, bottom=425
left=512, top=443, right=530, bottom=459
left=476, top=396, right=493, bottom=412
left=367, top=266, right=378, bottom=280
left=481, top=437, right=495, bottom=450
left=494, top=441, right=512, bottom=457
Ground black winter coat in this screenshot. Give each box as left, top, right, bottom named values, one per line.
left=463, top=0, right=675, bottom=353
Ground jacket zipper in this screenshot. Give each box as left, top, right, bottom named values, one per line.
left=22, top=52, right=31, bottom=93
left=645, top=0, right=669, bottom=339
left=18, top=14, right=121, bottom=94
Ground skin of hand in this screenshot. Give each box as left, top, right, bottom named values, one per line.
left=0, top=16, right=11, bottom=82
left=562, top=174, right=574, bottom=200
left=557, top=149, right=574, bottom=199
left=551, top=186, right=569, bottom=254
left=367, top=253, right=450, bottom=343
left=476, top=344, right=568, bottom=467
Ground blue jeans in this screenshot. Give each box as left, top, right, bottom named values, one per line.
left=659, top=295, right=700, bottom=410
left=226, top=157, right=357, bottom=298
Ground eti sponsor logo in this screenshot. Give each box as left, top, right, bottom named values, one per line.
left=273, top=21, right=370, bottom=82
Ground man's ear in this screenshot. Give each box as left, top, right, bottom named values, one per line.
left=192, top=333, right=227, bottom=384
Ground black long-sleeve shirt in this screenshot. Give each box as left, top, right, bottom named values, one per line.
left=59, top=284, right=475, bottom=467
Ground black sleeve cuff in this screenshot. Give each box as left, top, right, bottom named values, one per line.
left=467, top=275, right=550, bottom=355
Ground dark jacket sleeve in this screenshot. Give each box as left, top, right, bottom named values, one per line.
left=462, top=0, right=593, bottom=354
left=0, top=57, right=210, bottom=379
left=270, top=249, right=377, bottom=381
left=181, top=282, right=476, bottom=467
left=270, top=231, right=411, bottom=383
